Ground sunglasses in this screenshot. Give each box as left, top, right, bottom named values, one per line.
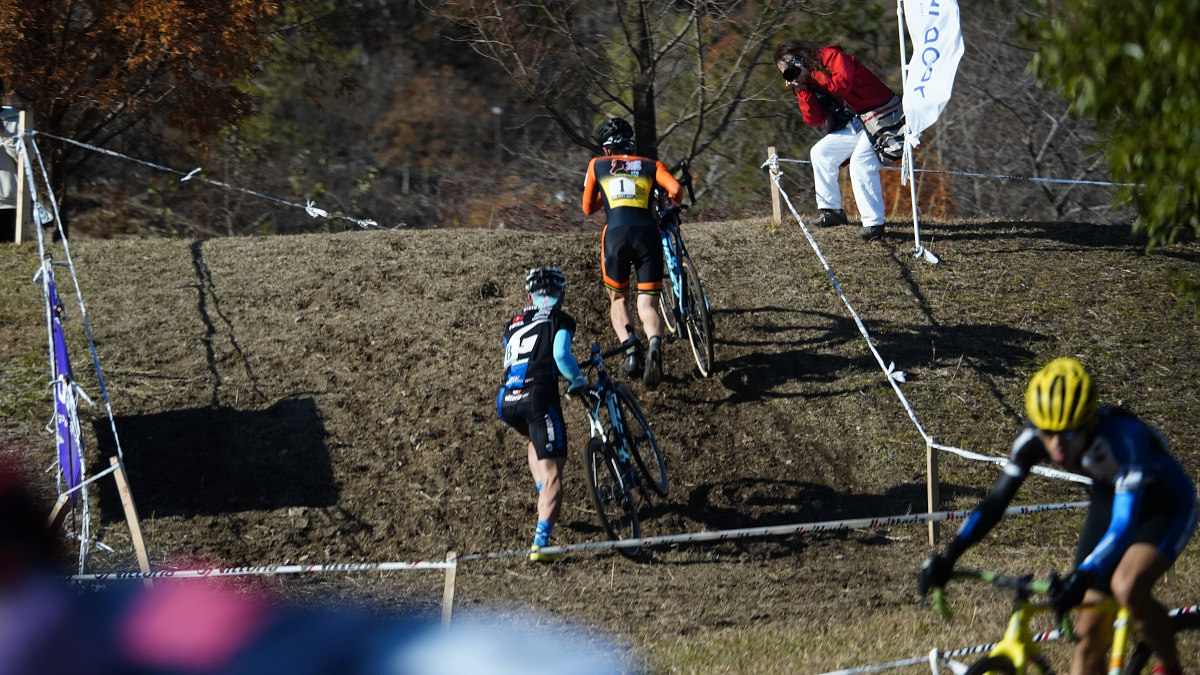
left=781, top=58, right=804, bottom=82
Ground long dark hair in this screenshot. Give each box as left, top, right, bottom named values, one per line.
left=772, top=40, right=830, bottom=77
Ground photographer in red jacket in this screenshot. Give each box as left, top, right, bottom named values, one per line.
left=774, top=40, right=903, bottom=242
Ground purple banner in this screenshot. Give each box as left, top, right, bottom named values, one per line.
left=47, top=268, right=83, bottom=494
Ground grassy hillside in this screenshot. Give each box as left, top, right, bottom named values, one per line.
left=1, top=217, right=1198, bottom=673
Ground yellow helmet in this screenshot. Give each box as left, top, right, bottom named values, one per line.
left=1024, top=357, right=1097, bottom=432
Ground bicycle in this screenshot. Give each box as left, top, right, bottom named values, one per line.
left=931, top=568, right=1200, bottom=675
left=575, top=340, right=668, bottom=559
left=656, top=160, right=716, bottom=377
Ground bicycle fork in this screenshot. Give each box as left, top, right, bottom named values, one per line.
left=989, top=599, right=1054, bottom=674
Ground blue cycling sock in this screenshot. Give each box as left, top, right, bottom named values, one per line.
left=535, top=480, right=542, bottom=493
left=533, top=520, right=553, bottom=548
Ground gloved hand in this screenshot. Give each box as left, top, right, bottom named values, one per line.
left=565, top=382, right=591, bottom=401
left=917, top=551, right=955, bottom=596
left=1048, top=570, right=1093, bottom=618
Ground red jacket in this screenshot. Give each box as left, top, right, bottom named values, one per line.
left=795, top=46, right=894, bottom=128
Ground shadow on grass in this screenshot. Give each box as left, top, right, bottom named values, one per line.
left=92, top=397, right=335, bottom=521
left=912, top=220, right=1199, bottom=263
left=712, top=305, right=1047, bottom=404
left=625, top=479, right=932, bottom=560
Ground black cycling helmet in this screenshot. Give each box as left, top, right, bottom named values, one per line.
left=525, top=266, right=567, bottom=298
left=595, top=117, right=635, bottom=154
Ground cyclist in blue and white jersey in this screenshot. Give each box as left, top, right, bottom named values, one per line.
left=919, top=357, right=1197, bottom=675
left=497, top=267, right=587, bottom=563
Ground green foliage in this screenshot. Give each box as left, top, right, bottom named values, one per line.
left=1023, top=0, right=1200, bottom=249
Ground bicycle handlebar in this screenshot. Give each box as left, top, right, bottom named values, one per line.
left=588, top=328, right=641, bottom=369
left=933, top=569, right=1080, bottom=638
left=658, top=159, right=696, bottom=207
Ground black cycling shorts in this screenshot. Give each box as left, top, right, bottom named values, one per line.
left=601, top=223, right=662, bottom=295
left=497, top=386, right=567, bottom=460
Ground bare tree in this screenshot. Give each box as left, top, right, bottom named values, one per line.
left=437, top=0, right=831, bottom=163
left=929, top=0, right=1124, bottom=222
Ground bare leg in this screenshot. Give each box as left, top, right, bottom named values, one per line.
left=1070, top=589, right=1115, bottom=675
left=1111, top=544, right=1179, bottom=669
left=608, top=288, right=634, bottom=342
left=636, top=292, right=663, bottom=340
left=526, top=440, right=564, bottom=524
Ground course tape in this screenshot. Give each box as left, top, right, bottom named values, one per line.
left=457, top=501, right=1087, bottom=562
left=73, top=502, right=1086, bottom=580
left=32, top=131, right=383, bottom=230
left=929, top=442, right=1090, bottom=485
left=772, top=156, right=1137, bottom=188
left=765, top=166, right=935, bottom=444
left=763, top=157, right=1094, bottom=487
left=819, top=604, right=1200, bottom=675
left=73, top=560, right=455, bottom=582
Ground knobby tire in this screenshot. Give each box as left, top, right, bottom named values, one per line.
left=681, top=257, right=715, bottom=376
left=584, top=437, right=640, bottom=558
left=613, top=384, right=668, bottom=497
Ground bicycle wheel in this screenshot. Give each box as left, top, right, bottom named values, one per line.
left=1122, top=610, right=1200, bottom=674
left=681, top=257, right=715, bottom=376
left=659, top=231, right=683, bottom=337
left=613, top=384, right=668, bottom=496
left=584, top=437, right=640, bottom=556
left=963, top=655, right=1016, bottom=675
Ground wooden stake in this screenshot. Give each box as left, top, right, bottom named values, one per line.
left=767, top=146, right=781, bottom=225
left=47, top=493, right=71, bottom=532
left=441, top=551, right=457, bottom=627
left=926, top=443, right=940, bottom=545
left=110, top=456, right=153, bottom=587
left=13, top=109, right=28, bottom=244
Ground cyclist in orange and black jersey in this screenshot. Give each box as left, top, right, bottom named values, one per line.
left=582, top=117, right=680, bottom=389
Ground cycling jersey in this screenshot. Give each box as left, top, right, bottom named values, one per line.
left=496, top=304, right=582, bottom=460
left=499, top=305, right=578, bottom=391
left=945, top=408, right=1197, bottom=582
left=582, top=154, right=680, bottom=293
left=582, top=155, right=681, bottom=230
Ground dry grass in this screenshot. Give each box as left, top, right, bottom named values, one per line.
left=0, top=215, right=1198, bottom=673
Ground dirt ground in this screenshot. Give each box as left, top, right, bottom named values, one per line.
left=2, top=215, right=1199, bottom=672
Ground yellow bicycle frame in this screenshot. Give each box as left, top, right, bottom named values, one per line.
left=986, top=601, right=1130, bottom=674
left=940, top=572, right=1131, bottom=675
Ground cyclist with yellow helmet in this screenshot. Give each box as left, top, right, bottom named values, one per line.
left=919, top=357, right=1197, bottom=675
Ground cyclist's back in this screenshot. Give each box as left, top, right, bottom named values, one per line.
left=501, top=304, right=577, bottom=394
left=581, top=116, right=680, bottom=389
left=582, top=153, right=677, bottom=230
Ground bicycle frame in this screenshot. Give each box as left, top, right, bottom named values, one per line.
left=936, top=570, right=1132, bottom=675
left=655, top=159, right=716, bottom=376
left=985, top=593, right=1056, bottom=673
left=581, top=344, right=648, bottom=500
left=660, top=211, right=707, bottom=323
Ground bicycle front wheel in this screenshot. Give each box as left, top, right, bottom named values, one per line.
left=614, top=384, right=668, bottom=496
left=681, top=257, right=715, bottom=376
left=584, top=437, right=640, bottom=557
left=659, top=231, right=682, bottom=337
left=963, top=656, right=1016, bottom=675
left=1122, top=610, right=1200, bottom=674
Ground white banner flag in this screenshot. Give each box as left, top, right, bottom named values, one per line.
left=902, top=0, right=965, bottom=138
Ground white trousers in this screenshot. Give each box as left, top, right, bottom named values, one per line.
left=809, top=122, right=885, bottom=227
